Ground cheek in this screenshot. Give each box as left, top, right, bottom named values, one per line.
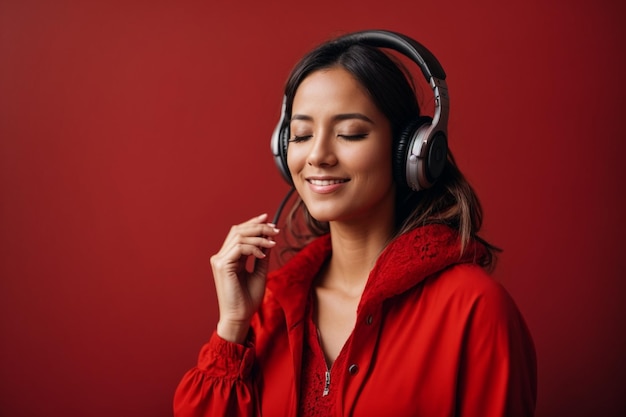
left=286, top=146, right=306, bottom=176
left=350, top=145, right=393, bottom=177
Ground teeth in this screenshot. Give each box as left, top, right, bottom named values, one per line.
left=309, top=179, right=346, bottom=186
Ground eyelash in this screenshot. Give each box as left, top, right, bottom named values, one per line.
left=289, top=135, right=312, bottom=143
left=339, top=133, right=368, bottom=140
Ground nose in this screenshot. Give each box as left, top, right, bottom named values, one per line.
left=306, top=131, right=337, bottom=168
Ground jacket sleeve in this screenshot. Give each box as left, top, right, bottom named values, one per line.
left=457, top=280, right=538, bottom=417
left=173, top=331, right=259, bottom=417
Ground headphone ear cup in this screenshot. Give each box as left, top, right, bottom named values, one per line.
left=394, top=117, right=433, bottom=190
left=424, top=131, right=447, bottom=184
left=278, top=122, right=293, bottom=185
left=271, top=97, right=294, bottom=185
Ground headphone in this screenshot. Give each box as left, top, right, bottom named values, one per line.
left=270, top=29, right=449, bottom=192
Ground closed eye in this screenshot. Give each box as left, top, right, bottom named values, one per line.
left=288, top=135, right=312, bottom=143
left=338, top=133, right=369, bottom=140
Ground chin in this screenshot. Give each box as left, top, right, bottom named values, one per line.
left=306, top=207, right=362, bottom=225
left=301, top=202, right=343, bottom=222
left=305, top=210, right=335, bottom=224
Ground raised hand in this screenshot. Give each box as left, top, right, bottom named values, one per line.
left=210, top=213, right=280, bottom=344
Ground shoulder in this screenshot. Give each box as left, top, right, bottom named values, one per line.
left=423, top=264, right=523, bottom=319
left=434, top=264, right=502, bottom=294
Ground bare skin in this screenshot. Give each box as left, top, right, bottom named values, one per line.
left=287, top=68, right=396, bottom=363
left=211, top=213, right=280, bottom=344
left=314, top=219, right=394, bottom=363
left=212, top=68, right=396, bottom=365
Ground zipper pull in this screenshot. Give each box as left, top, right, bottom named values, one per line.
left=323, top=370, right=331, bottom=396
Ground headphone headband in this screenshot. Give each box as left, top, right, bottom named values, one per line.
left=341, top=30, right=446, bottom=80
left=271, top=29, right=449, bottom=191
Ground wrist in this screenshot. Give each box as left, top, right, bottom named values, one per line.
left=216, top=319, right=250, bottom=345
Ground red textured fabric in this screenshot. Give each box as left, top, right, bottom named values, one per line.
left=173, top=225, right=537, bottom=417
left=298, top=292, right=349, bottom=417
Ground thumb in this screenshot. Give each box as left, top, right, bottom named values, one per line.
left=253, top=246, right=271, bottom=281
left=248, top=247, right=271, bottom=302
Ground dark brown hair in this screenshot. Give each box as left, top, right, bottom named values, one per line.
left=280, top=35, right=500, bottom=270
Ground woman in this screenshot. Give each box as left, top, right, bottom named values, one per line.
left=174, top=30, right=536, bottom=417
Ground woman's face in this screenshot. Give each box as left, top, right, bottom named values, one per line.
left=287, top=67, right=395, bottom=225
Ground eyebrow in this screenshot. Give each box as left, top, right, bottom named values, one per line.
left=290, top=113, right=374, bottom=124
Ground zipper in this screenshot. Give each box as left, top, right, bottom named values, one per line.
left=323, top=369, right=331, bottom=396
left=317, top=327, right=332, bottom=397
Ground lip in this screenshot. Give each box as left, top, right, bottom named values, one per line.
left=305, top=176, right=349, bottom=194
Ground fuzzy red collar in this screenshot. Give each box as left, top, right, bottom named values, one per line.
left=267, top=224, right=487, bottom=326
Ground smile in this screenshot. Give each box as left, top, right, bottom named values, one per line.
left=307, top=178, right=349, bottom=186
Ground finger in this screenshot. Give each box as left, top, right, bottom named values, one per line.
left=243, top=213, right=269, bottom=225
left=223, top=236, right=277, bottom=257
left=234, top=224, right=280, bottom=240
left=219, top=239, right=276, bottom=266
left=217, top=213, right=267, bottom=247
left=212, top=250, right=259, bottom=278
left=253, top=245, right=272, bottom=276
left=221, top=223, right=280, bottom=250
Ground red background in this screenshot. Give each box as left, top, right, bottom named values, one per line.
left=1, top=0, right=624, bottom=416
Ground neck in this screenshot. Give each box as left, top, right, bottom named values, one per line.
left=321, top=216, right=395, bottom=296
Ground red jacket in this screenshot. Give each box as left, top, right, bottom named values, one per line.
left=174, top=225, right=537, bottom=417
